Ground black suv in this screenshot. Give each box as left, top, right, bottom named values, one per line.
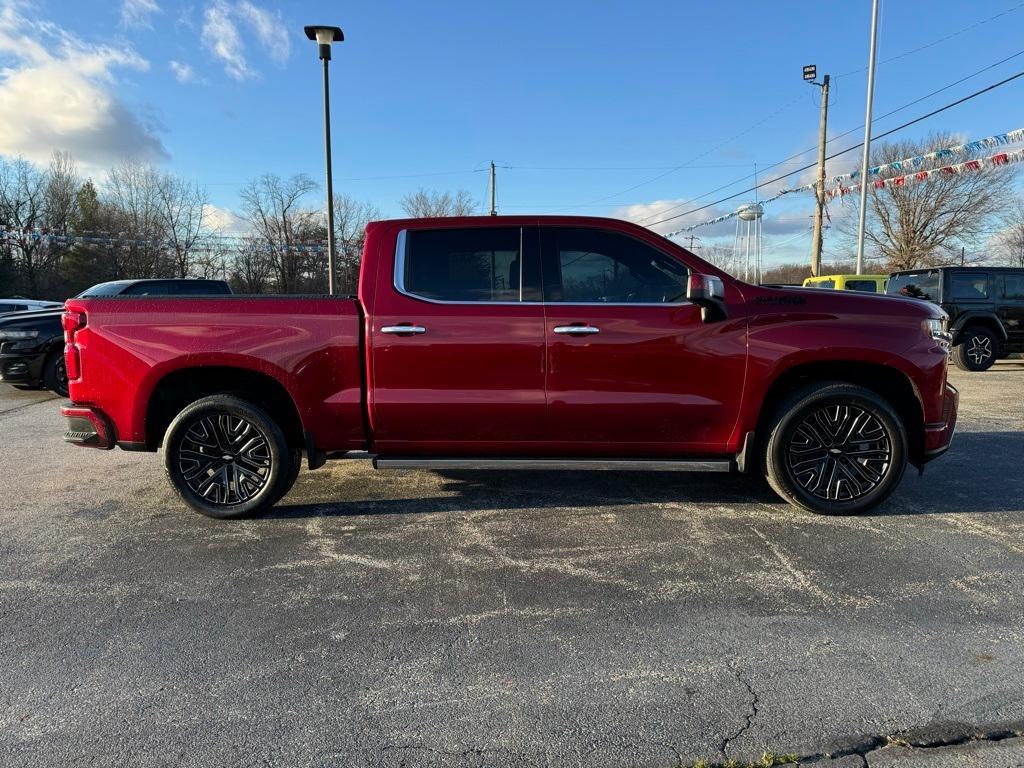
left=0, top=279, right=231, bottom=396
left=886, top=267, right=1024, bottom=371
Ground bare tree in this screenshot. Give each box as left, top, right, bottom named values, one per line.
left=0, top=157, right=49, bottom=296
left=838, top=132, right=1017, bottom=271
left=105, top=159, right=167, bottom=278
left=400, top=188, right=477, bottom=218
left=230, top=238, right=275, bottom=293
left=332, top=193, right=381, bottom=293
left=156, top=172, right=208, bottom=278
left=239, top=173, right=319, bottom=292
left=993, top=199, right=1024, bottom=268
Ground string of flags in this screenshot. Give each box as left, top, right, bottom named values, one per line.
left=665, top=126, right=1024, bottom=238
left=0, top=230, right=331, bottom=253
left=826, top=146, right=1024, bottom=199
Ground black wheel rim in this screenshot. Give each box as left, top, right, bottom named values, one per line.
left=786, top=404, right=892, bottom=502
left=966, top=335, right=992, bottom=365
left=177, top=413, right=272, bottom=505
left=56, top=359, right=68, bottom=393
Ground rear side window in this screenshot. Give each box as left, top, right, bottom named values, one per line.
left=400, top=228, right=534, bottom=302
left=809, top=280, right=835, bottom=289
left=844, top=280, right=878, bottom=293
left=887, top=272, right=939, bottom=301
left=121, top=283, right=169, bottom=296
left=1002, top=274, right=1024, bottom=299
left=163, top=281, right=231, bottom=295
left=544, top=228, right=689, bottom=303
left=949, top=273, right=989, bottom=301
left=0, top=304, right=22, bottom=312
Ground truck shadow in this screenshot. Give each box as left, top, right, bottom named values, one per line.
left=268, top=431, right=1023, bottom=520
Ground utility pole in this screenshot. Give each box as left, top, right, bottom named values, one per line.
left=687, top=234, right=698, bottom=250
left=809, top=74, right=830, bottom=277
left=489, top=161, right=497, bottom=216
left=855, top=0, right=881, bottom=275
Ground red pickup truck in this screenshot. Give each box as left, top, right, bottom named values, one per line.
left=61, top=216, right=957, bottom=519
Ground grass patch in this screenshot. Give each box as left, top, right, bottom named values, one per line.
left=689, top=752, right=801, bottom=768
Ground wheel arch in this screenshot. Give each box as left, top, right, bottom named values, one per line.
left=144, top=366, right=304, bottom=451
left=754, top=360, right=925, bottom=467
left=951, top=312, right=1007, bottom=342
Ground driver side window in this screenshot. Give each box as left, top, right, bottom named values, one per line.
left=545, top=228, right=689, bottom=303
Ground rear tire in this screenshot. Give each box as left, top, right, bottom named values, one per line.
left=763, top=382, right=907, bottom=515
left=162, top=395, right=288, bottom=519
left=952, top=327, right=997, bottom=371
left=43, top=351, right=69, bottom=397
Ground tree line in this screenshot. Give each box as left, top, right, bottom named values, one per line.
left=0, top=153, right=478, bottom=300
left=1, top=132, right=1021, bottom=300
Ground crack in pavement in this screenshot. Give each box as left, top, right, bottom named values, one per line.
left=720, top=658, right=760, bottom=761
left=793, top=720, right=1024, bottom=766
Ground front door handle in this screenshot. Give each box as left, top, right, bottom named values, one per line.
left=553, top=325, right=600, bottom=335
left=381, top=325, right=427, bottom=335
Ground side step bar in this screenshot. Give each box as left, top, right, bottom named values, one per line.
left=372, top=457, right=731, bottom=472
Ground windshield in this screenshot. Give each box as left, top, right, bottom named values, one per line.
left=887, top=271, right=940, bottom=301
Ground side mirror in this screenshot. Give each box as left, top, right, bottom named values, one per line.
left=686, top=273, right=727, bottom=321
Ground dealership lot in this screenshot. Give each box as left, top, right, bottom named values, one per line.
left=1, top=363, right=1023, bottom=767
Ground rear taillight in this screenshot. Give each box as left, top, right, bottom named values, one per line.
left=62, top=310, right=86, bottom=339
left=62, top=310, right=86, bottom=381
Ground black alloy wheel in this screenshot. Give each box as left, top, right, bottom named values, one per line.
left=786, top=404, right=892, bottom=502
left=178, top=413, right=272, bottom=505
left=764, top=382, right=907, bottom=515
left=163, top=395, right=289, bottom=519
left=952, top=328, right=997, bottom=372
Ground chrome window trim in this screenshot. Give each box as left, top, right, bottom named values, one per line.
left=393, top=228, right=692, bottom=308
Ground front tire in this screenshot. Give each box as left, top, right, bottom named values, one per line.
left=162, top=395, right=289, bottom=519
left=43, top=351, right=69, bottom=397
left=764, top=383, right=907, bottom=515
left=952, top=327, right=997, bottom=371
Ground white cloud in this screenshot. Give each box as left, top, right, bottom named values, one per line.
left=236, top=0, right=289, bottom=64
left=201, top=0, right=289, bottom=81
left=0, top=3, right=167, bottom=167
left=203, top=203, right=248, bottom=234
left=121, top=0, right=160, bottom=28
left=169, top=59, right=195, bottom=83
left=612, top=199, right=736, bottom=236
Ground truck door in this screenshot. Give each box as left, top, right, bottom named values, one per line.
left=999, top=272, right=1024, bottom=346
left=540, top=226, right=746, bottom=455
left=369, top=225, right=547, bottom=452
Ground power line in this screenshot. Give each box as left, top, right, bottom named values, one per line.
left=636, top=46, right=1024, bottom=224
left=645, top=68, right=1024, bottom=229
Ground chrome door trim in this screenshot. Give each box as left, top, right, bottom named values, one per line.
left=553, top=325, right=600, bottom=334
left=380, top=325, right=426, bottom=334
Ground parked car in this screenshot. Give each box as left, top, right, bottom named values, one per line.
left=61, top=216, right=957, bottom=519
left=802, top=274, right=889, bottom=293
left=0, top=279, right=232, bottom=397
left=886, top=266, right=1024, bottom=371
left=0, top=298, right=62, bottom=314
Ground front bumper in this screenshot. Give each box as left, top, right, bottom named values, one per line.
left=0, top=350, right=45, bottom=385
left=923, top=382, right=958, bottom=462
left=61, top=405, right=115, bottom=450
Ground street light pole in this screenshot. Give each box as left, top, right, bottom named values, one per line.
left=855, top=0, right=880, bottom=275
left=305, top=25, right=345, bottom=294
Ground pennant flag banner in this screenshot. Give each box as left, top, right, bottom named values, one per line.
left=0, top=230, right=331, bottom=253
left=665, top=127, right=1024, bottom=239
left=836, top=127, right=1024, bottom=184
left=826, top=146, right=1024, bottom=200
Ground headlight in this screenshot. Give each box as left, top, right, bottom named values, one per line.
left=923, top=318, right=951, bottom=347
left=0, top=329, right=39, bottom=340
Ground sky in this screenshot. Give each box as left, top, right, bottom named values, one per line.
left=1, top=0, right=1023, bottom=266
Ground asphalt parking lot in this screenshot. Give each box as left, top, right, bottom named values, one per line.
left=2, top=362, right=1023, bottom=767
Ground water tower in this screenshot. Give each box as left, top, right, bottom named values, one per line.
left=733, top=203, right=763, bottom=283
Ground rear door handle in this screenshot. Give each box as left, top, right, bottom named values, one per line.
left=381, top=325, right=427, bottom=335
left=553, top=325, right=600, bottom=335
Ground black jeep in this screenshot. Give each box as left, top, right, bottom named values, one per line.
left=886, top=267, right=1024, bottom=371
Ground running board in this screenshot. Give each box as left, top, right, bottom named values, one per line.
left=372, top=457, right=732, bottom=472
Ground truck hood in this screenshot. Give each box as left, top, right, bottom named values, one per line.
left=744, top=284, right=947, bottom=320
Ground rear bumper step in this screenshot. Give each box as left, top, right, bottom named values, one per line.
left=372, top=457, right=732, bottom=472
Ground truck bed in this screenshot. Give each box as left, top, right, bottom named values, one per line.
left=63, top=296, right=366, bottom=453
